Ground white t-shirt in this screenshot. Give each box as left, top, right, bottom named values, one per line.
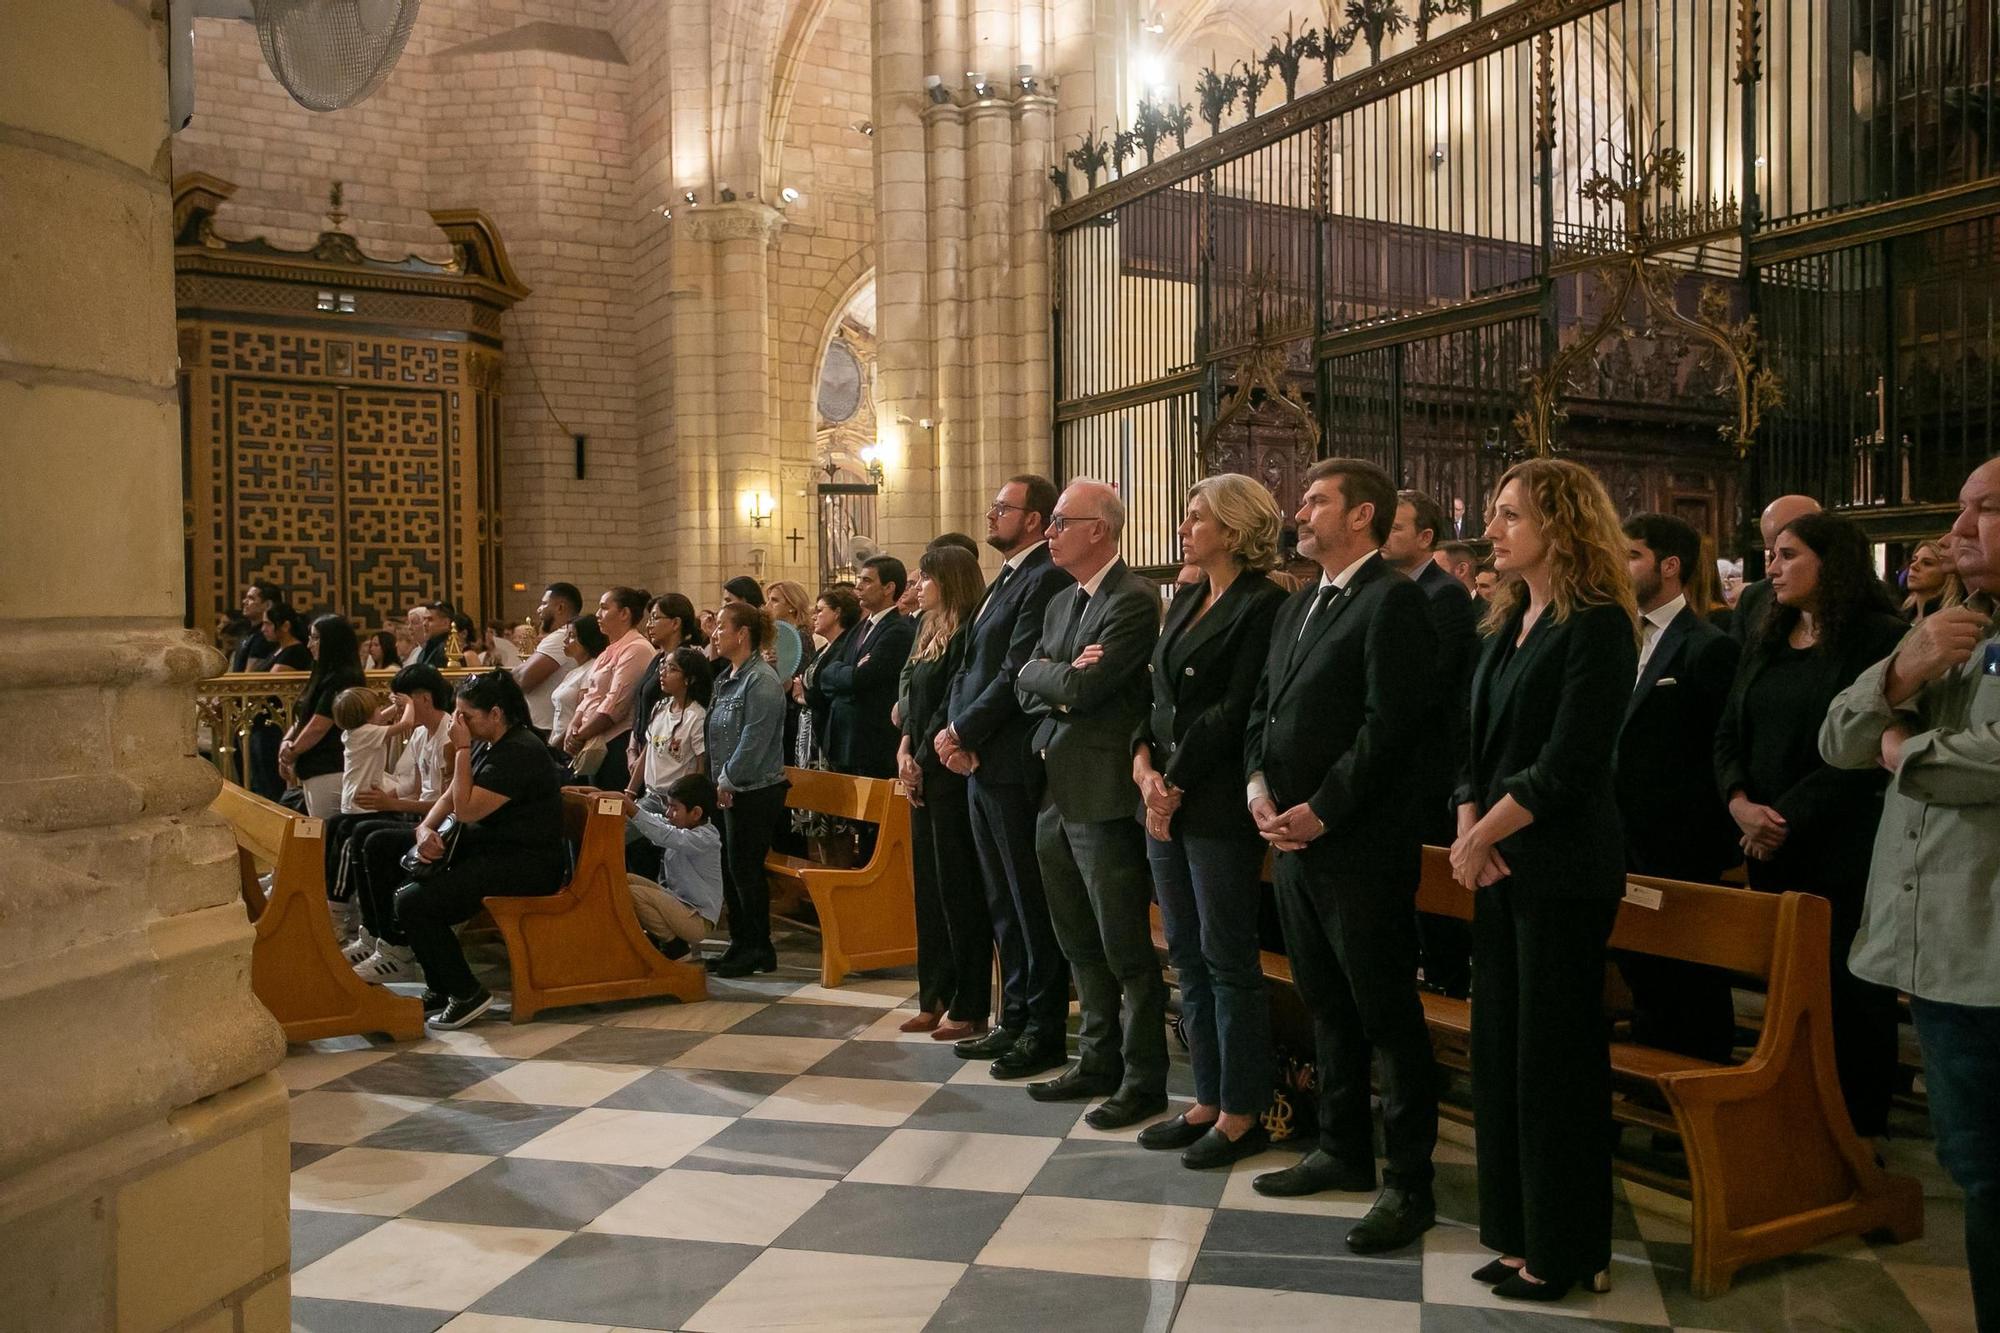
left=340, top=724, right=395, bottom=815
left=488, top=636, right=523, bottom=669
left=643, top=699, right=708, bottom=792
left=522, top=628, right=571, bottom=731
left=549, top=662, right=589, bottom=740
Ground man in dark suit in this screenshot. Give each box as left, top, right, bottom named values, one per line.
left=937, top=475, right=1074, bottom=1076
left=819, top=555, right=916, bottom=779
left=409, top=600, right=454, bottom=667
left=1246, top=458, right=1441, bottom=1255
left=1730, top=494, right=1820, bottom=646
left=1616, top=514, right=1744, bottom=1062
left=1015, top=480, right=1165, bottom=1127
left=1383, top=489, right=1479, bottom=997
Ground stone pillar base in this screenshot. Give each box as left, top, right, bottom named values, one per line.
left=0, top=1073, right=292, bottom=1333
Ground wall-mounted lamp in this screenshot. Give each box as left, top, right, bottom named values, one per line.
left=780, top=186, right=801, bottom=204
left=968, top=70, right=993, bottom=98
left=1142, top=8, right=1167, bottom=35
left=719, top=182, right=738, bottom=202
left=747, top=491, right=775, bottom=528
left=858, top=444, right=888, bottom=486
left=852, top=120, right=876, bottom=136
left=1016, top=63, right=1038, bottom=93
left=925, top=74, right=952, bottom=105
left=1429, top=141, right=1447, bottom=168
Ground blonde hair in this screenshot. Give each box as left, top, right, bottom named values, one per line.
left=913, top=546, right=985, bottom=661
left=1481, top=458, right=1639, bottom=639
left=1904, top=537, right=1967, bottom=620
left=766, top=580, right=814, bottom=630
left=1189, top=473, right=1283, bottom=573
left=331, top=685, right=382, bottom=731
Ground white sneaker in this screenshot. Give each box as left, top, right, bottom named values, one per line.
left=340, top=931, right=378, bottom=964
left=353, top=944, right=422, bottom=982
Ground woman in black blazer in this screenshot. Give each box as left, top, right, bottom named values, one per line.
left=1451, top=459, right=1639, bottom=1302
left=1131, top=475, right=1290, bottom=1169
left=1715, top=511, right=1907, bottom=1137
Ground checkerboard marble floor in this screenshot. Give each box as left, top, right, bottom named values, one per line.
left=286, top=928, right=1975, bottom=1333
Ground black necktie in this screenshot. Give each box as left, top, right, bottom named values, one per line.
left=1291, top=583, right=1339, bottom=665
left=1067, top=590, right=1092, bottom=655
left=977, top=565, right=1013, bottom=623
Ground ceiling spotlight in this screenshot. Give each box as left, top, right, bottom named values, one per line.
left=924, top=73, right=951, bottom=105
left=1143, top=8, right=1167, bottom=34
left=968, top=70, right=993, bottom=98
left=1017, top=63, right=1038, bottom=93
left=682, top=189, right=697, bottom=204
left=654, top=204, right=673, bottom=218
left=719, top=182, right=737, bottom=202
left=781, top=186, right=800, bottom=204
left=852, top=120, right=875, bottom=136
left=1430, top=141, right=1447, bottom=167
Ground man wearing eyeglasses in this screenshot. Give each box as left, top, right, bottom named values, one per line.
left=937, top=476, right=1076, bottom=1077
left=1015, top=480, right=1166, bottom=1128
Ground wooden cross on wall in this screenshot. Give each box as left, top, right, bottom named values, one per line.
left=785, top=528, right=805, bottom=561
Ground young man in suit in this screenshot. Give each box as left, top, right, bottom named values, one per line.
left=819, top=554, right=915, bottom=778
left=1616, top=513, right=1743, bottom=1062
left=1245, top=458, right=1442, bottom=1254
left=1015, top=480, right=1165, bottom=1128
left=1384, top=489, right=1480, bottom=997
left=936, top=476, right=1075, bottom=1077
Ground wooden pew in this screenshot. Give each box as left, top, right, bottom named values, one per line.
left=765, top=766, right=917, bottom=988
left=1410, top=848, right=1923, bottom=1297
left=213, top=781, right=425, bottom=1043
left=484, top=790, right=708, bottom=1023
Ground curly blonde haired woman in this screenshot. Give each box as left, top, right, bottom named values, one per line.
left=1902, top=537, right=1966, bottom=622
left=1452, top=458, right=1638, bottom=1303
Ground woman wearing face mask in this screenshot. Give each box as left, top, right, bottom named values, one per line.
left=1716, top=510, right=1907, bottom=1139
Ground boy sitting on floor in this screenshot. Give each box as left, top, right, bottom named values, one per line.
left=621, top=772, right=724, bottom=959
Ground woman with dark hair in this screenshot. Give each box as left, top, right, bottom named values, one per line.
left=896, top=547, right=992, bottom=1037
left=1715, top=510, right=1907, bottom=1137
left=705, top=602, right=790, bottom=976
left=548, top=615, right=609, bottom=760
left=393, top=669, right=565, bottom=1029
left=362, top=629, right=402, bottom=671
left=638, top=646, right=713, bottom=797
left=279, top=614, right=367, bottom=817
left=800, top=586, right=863, bottom=765
left=624, top=593, right=706, bottom=795
left=261, top=604, right=311, bottom=672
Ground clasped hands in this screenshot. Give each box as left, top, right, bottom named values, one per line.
left=1250, top=796, right=1325, bottom=852
left=1137, top=765, right=1180, bottom=842
left=1447, top=808, right=1511, bottom=890
left=933, top=726, right=978, bottom=776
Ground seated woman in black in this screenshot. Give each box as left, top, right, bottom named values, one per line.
left=1715, top=510, right=1908, bottom=1136
left=398, top=670, right=566, bottom=1029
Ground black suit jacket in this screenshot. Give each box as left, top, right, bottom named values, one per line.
left=411, top=634, right=449, bottom=668
left=1413, top=559, right=1480, bottom=840
left=1245, top=553, right=1438, bottom=876
left=818, top=608, right=915, bottom=778
left=1729, top=578, right=1773, bottom=647
left=946, top=545, right=1075, bottom=785
left=1616, top=606, right=1741, bottom=882
left=1458, top=600, right=1639, bottom=900
left=1138, top=572, right=1287, bottom=838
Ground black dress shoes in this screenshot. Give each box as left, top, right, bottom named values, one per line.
left=953, top=1027, right=1019, bottom=1060
left=1083, top=1090, right=1168, bottom=1131
left=1344, top=1187, right=1437, bottom=1254
left=1136, top=1112, right=1212, bottom=1151
left=1026, top=1066, right=1120, bottom=1102
left=1180, top=1123, right=1269, bottom=1170
left=710, top=946, right=777, bottom=978
left=1251, top=1148, right=1377, bottom=1198
left=989, top=1038, right=1067, bottom=1080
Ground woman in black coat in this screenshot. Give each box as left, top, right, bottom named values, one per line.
left=1715, top=510, right=1907, bottom=1137
left=799, top=586, right=861, bottom=766
left=1451, top=459, right=1639, bottom=1303
left=1131, top=475, right=1290, bottom=1169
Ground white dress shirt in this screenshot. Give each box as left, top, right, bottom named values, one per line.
left=1636, top=593, right=1686, bottom=680
left=1250, top=549, right=1380, bottom=806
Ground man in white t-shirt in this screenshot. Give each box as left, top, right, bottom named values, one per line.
left=516, top=581, right=583, bottom=735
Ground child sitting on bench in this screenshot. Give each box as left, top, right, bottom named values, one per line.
left=622, top=772, right=724, bottom=959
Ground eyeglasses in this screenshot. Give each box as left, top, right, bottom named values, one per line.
left=986, top=501, right=1028, bottom=518
left=1047, top=514, right=1105, bottom=535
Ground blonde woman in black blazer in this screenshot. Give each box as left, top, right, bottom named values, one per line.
left=1451, top=459, right=1639, bottom=1303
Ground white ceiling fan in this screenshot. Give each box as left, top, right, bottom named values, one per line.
left=170, top=0, right=422, bottom=130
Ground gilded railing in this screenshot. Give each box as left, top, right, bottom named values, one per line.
left=195, top=669, right=476, bottom=789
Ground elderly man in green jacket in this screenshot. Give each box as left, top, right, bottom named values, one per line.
left=1821, top=454, right=2000, bottom=1333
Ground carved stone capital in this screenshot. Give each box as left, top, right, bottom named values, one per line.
left=686, top=201, right=787, bottom=247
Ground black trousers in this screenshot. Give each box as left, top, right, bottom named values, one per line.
left=246, top=723, right=284, bottom=801
left=967, top=774, right=1069, bottom=1042
left=1274, top=843, right=1438, bottom=1190
left=396, top=851, right=561, bottom=998
left=354, top=818, right=420, bottom=945
left=719, top=780, right=788, bottom=954
left=910, top=761, right=992, bottom=1022
left=1472, top=879, right=1620, bottom=1282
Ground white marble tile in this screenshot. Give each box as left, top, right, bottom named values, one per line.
left=437, top=1317, right=616, bottom=1333
left=1214, top=1149, right=1372, bottom=1218
left=779, top=979, right=917, bottom=1009
left=1173, top=1283, right=1421, bottom=1332
left=852, top=1010, right=956, bottom=1044
left=847, top=1128, right=1063, bottom=1195
left=507, top=1107, right=734, bottom=1168
left=683, top=1248, right=965, bottom=1333
left=412, top=1022, right=591, bottom=1059
left=287, top=1091, right=436, bottom=1146
left=292, top=1217, right=565, bottom=1309
left=976, top=1195, right=1212, bottom=1283
left=289, top=1146, right=492, bottom=1215
left=1420, top=1222, right=1670, bottom=1325
left=587, top=1168, right=834, bottom=1246
left=279, top=1045, right=396, bottom=1091
left=603, top=1000, right=766, bottom=1033
left=740, top=1075, right=939, bottom=1128
left=451, top=1060, right=650, bottom=1108
left=668, top=1034, right=844, bottom=1076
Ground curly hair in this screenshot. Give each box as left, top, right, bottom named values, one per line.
left=1190, top=473, right=1283, bottom=572
left=1480, top=458, right=1639, bottom=640
left=1756, top=511, right=1899, bottom=659
left=1901, top=536, right=1966, bottom=621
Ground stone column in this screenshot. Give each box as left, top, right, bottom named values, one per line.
left=0, top=5, right=290, bottom=1332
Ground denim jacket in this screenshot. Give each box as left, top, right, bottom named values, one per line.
left=707, top=655, right=787, bottom=793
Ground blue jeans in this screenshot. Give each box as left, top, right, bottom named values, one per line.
left=1148, top=830, right=1271, bottom=1116
left=1910, top=996, right=1999, bottom=1333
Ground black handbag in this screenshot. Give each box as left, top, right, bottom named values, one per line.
left=399, top=815, right=462, bottom=882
